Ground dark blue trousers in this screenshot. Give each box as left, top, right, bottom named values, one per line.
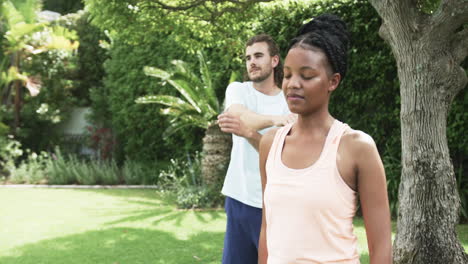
left=222, top=196, right=262, bottom=264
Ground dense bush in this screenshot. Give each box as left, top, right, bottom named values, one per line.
left=96, top=33, right=204, bottom=163
left=42, top=0, right=83, bottom=14
left=11, top=11, right=109, bottom=155
left=72, top=11, right=108, bottom=106
left=8, top=147, right=163, bottom=185
left=159, top=152, right=224, bottom=209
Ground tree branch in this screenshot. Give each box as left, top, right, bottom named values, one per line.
left=140, top=0, right=273, bottom=23
left=431, top=0, right=468, bottom=36
left=370, top=0, right=428, bottom=42
left=452, top=26, right=468, bottom=64
left=141, top=0, right=273, bottom=11
left=143, top=0, right=207, bottom=11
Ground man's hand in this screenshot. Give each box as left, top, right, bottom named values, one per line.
left=217, top=112, right=254, bottom=138
left=272, top=113, right=297, bottom=127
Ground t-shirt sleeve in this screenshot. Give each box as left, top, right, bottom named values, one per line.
left=224, top=82, right=245, bottom=111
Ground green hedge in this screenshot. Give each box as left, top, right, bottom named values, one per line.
left=98, top=32, right=204, bottom=163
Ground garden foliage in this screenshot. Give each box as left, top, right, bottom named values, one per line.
left=0, top=0, right=465, bottom=215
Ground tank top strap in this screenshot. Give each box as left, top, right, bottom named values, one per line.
left=326, top=120, right=349, bottom=160
left=266, top=123, right=293, bottom=169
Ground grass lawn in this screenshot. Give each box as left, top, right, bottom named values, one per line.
left=0, top=188, right=467, bottom=264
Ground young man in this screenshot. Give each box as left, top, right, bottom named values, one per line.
left=217, top=34, right=295, bottom=264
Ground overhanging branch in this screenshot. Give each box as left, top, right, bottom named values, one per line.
left=140, top=0, right=273, bottom=12
left=431, top=0, right=468, bottom=36
left=370, top=0, right=427, bottom=40
left=452, top=26, right=468, bottom=64
left=142, top=0, right=207, bottom=11
left=139, top=0, right=274, bottom=23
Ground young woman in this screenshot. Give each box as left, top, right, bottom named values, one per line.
left=258, top=14, right=392, bottom=264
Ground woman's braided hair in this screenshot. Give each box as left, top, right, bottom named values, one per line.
left=289, top=14, right=350, bottom=80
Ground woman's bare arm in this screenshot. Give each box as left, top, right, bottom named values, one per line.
left=258, top=128, right=278, bottom=264
left=351, top=131, right=392, bottom=263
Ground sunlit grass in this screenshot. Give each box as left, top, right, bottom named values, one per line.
left=0, top=188, right=467, bottom=264
left=0, top=189, right=225, bottom=264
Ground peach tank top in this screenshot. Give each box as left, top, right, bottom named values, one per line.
left=264, top=120, right=360, bottom=264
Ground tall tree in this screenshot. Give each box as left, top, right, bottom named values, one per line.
left=369, top=0, right=468, bottom=263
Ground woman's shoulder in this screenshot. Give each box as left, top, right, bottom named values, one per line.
left=259, top=128, right=281, bottom=154
left=341, top=127, right=378, bottom=157
left=262, top=127, right=281, bottom=144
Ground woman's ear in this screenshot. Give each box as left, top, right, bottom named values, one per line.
left=328, top=73, right=341, bottom=92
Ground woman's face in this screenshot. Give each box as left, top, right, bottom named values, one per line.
left=282, top=47, right=340, bottom=115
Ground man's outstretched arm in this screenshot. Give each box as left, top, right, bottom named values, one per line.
left=223, top=104, right=296, bottom=132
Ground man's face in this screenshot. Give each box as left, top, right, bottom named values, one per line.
left=245, top=42, right=277, bottom=83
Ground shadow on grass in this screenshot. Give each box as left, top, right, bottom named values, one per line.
left=0, top=228, right=224, bottom=264
left=73, top=189, right=225, bottom=227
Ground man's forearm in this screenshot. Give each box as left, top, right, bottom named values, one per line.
left=241, top=112, right=276, bottom=132
left=228, top=104, right=280, bottom=131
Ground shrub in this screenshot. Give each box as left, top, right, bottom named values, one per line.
left=46, top=149, right=75, bottom=184
left=46, top=150, right=120, bottom=185
left=0, top=135, right=23, bottom=178
left=9, top=150, right=49, bottom=184
left=159, top=152, right=223, bottom=209
left=122, top=159, right=162, bottom=185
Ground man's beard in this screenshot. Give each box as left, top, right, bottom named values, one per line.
left=249, top=68, right=273, bottom=83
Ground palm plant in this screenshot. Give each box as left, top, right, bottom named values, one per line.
left=0, top=0, right=78, bottom=132
left=136, top=51, right=232, bottom=186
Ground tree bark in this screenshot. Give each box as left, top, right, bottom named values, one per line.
left=201, top=124, right=231, bottom=186
left=369, top=0, right=468, bottom=263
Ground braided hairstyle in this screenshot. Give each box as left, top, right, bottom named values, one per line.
left=288, top=14, right=350, bottom=81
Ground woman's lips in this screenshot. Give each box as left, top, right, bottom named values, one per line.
left=287, top=94, right=304, bottom=101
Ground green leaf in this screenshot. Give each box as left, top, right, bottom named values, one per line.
left=1, top=1, right=25, bottom=27
left=136, top=95, right=196, bottom=113
left=165, top=78, right=202, bottom=113
left=143, top=66, right=171, bottom=80
left=144, top=66, right=202, bottom=112
left=163, top=122, right=192, bottom=140
left=197, top=50, right=219, bottom=113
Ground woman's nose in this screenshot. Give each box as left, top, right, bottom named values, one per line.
left=287, top=76, right=301, bottom=89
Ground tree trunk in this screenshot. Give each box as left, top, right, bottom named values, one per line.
left=394, top=50, right=467, bottom=264
left=13, top=52, right=21, bottom=134
left=201, top=124, right=232, bottom=186
left=368, top=1, right=468, bottom=263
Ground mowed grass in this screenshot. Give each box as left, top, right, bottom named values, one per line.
left=0, top=188, right=467, bottom=264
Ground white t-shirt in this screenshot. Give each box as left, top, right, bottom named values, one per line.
left=221, top=81, right=290, bottom=208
